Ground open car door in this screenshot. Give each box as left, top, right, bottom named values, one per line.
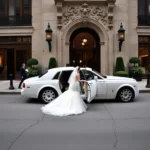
left=87, top=80, right=97, bottom=103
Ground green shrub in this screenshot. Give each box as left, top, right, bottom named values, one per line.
left=131, top=66, right=143, bottom=76
left=48, top=57, right=57, bottom=69
left=26, top=67, right=39, bottom=77
left=129, top=57, right=140, bottom=66
left=27, top=58, right=38, bottom=67
left=27, top=58, right=39, bottom=77
left=115, top=57, right=125, bottom=72
left=114, top=71, right=128, bottom=77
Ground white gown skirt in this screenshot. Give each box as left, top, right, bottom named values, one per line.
left=41, top=82, right=87, bottom=116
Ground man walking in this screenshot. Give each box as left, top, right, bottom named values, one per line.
left=18, top=63, right=27, bottom=89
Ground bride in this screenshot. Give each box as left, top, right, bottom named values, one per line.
left=41, top=66, right=87, bottom=116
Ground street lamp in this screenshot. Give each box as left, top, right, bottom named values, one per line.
left=45, top=23, right=53, bottom=52
left=118, top=23, right=125, bottom=52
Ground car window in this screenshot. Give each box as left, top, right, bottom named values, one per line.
left=39, top=71, right=48, bottom=78
left=53, top=71, right=60, bottom=79
left=92, top=71, right=102, bottom=79
left=81, top=70, right=94, bottom=81
left=93, top=70, right=106, bottom=78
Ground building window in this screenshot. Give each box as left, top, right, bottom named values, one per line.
left=0, top=0, right=32, bottom=26
left=139, top=36, right=150, bottom=73
left=138, top=0, right=150, bottom=26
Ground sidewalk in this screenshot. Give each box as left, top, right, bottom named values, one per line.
left=0, top=80, right=21, bottom=94
left=0, top=79, right=150, bottom=94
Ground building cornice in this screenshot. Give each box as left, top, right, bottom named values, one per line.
left=136, top=26, right=150, bottom=35
left=0, top=26, right=33, bottom=36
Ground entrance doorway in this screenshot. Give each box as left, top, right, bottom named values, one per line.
left=0, top=36, right=31, bottom=80
left=15, top=49, right=29, bottom=79
left=139, top=36, right=150, bottom=74
left=69, top=28, right=100, bottom=72
left=6, top=48, right=30, bottom=79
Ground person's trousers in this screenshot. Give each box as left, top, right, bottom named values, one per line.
left=18, top=77, right=26, bottom=88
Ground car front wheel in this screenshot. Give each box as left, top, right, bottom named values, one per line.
left=117, top=88, right=134, bottom=102
left=39, top=88, right=58, bottom=103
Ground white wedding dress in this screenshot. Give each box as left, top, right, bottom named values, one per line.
left=41, top=68, right=87, bottom=117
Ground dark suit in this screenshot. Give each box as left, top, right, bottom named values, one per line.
left=18, top=67, right=27, bottom=88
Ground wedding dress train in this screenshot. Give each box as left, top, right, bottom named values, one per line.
left=41, top=76, right=87, bottom=116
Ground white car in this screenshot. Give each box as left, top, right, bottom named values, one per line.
left=21, top=67, right=139, bottom=103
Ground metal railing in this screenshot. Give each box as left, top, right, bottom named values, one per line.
left=138, top=15, right=150, bottom=26
left=0, top=15, right=32, bottom=26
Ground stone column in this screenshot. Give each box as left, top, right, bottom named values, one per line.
left=108, top=29, right=114, bottom=75
left=100, top=42, right=106, bottom=75
left=56, top=29, right=62, bottom=66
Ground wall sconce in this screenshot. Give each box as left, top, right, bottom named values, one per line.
left=45, top=23, right=53, bottom=52
left=118, top=23, right=125, bottom=52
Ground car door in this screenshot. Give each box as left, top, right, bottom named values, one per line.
left=91, top=70, right=107, bottom=99
left=87, top=80, right=97, bottom=103
left=81, top=69, right=97, bottom=103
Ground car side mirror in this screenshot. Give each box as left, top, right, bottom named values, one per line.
left=94, top=76, right=98, bottom=80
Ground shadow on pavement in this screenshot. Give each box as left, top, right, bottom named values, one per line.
left=25, top=94, right=145, bottom=105
left=26, top=98, right=42, bottom=104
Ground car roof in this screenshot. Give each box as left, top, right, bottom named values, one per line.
left=47, top=67, right=92, bottom=72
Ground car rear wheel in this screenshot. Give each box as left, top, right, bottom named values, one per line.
left=117, top=87, right=134, bottom=102
left=39, top=88, right=58, bottom=104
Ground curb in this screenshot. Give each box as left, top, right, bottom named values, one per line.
left=139, top=90, right=150, bottom=93
left=0, top=91, right=21, bottom=94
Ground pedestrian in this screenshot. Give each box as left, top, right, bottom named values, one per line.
left=18, top=63, right=27, bottom=89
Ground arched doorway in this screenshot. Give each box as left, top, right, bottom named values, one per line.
left=69, top=28, right=100, bottom=72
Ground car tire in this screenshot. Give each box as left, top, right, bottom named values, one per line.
left=39, top=88, right=58, bottom=104
left=117, top=87, right=134, bottom=102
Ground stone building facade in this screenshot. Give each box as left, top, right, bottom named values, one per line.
left=0, top=0, right=150, bottom=79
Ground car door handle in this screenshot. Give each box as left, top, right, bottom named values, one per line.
left=89, top=83, right=93, bottom=85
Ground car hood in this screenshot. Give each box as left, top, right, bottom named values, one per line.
left=106, top=76, right=136, bottom=81
left=24, top=76, right=39, bottom=83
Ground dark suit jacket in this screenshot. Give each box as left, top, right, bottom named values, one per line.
left=20, top=67, right=27, bottom=78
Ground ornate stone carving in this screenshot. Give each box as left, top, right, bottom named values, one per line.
left=55, top=1, right=63, bottom=29
left=107, top=0, right=116, bottom=29
left=55, top=0, right=116, bottom=30
left=91, top=6, right=107, bottom=25
left=63, top=6, right=80, bottom=25
left=80, top=2, right=90, bottom=19
left=63, top=3, right=107, bottom=27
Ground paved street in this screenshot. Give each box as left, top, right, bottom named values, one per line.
left=0, top=94, right=150, bottom=150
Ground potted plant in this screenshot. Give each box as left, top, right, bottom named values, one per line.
left=129, top=57, right=140, bottom=67
left=114, top=71, right=128, bottom=77
left=131, top=66, right=143, bottom=81
left=48, top=57, right=57, bottom=69
left=115, top=57, right=125, bottom=72
left=27, top=58, right=39, bottom=77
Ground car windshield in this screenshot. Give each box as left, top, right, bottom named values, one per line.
left=93, top=70, right=107, bottom=78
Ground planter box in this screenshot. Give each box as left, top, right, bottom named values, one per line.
left=133, top=75, right=142, bottom=81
